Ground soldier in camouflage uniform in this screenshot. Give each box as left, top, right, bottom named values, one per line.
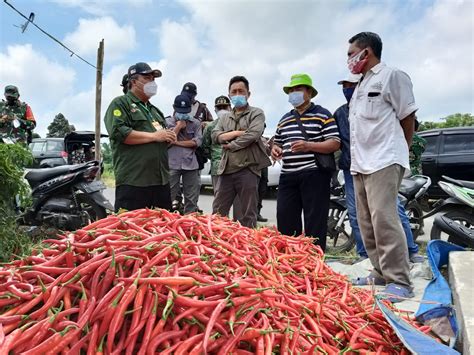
left=0, top=85, right=36, bottom=145
left=409, top=119, right=426, bottom=175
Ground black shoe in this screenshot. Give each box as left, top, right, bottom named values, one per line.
left=257, top=214, right=268, bottom=222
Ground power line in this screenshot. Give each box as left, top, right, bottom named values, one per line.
left=3, top=0, right=97, bottom=69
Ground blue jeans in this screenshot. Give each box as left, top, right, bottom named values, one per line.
left=343, top=170, right=367, bottom=258
left=343, top=170, right=418, bottom=257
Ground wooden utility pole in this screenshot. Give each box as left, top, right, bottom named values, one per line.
left=94, top=39, right=104, bottom=178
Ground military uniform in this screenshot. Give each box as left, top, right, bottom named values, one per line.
left=409, top=134, right=426, bottom=175
left=104, top=90, right=171, bottom=211
left=202, top=119, right=222, bottom=177
left=0, top=86, right=36, bottom=144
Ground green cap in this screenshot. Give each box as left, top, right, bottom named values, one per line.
left=283, top=74, right=318, bottom=98
left=4, top=85, right=19, bottom=99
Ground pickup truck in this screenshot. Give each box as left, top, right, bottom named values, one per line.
left=420, top=127, right=474, bottom=199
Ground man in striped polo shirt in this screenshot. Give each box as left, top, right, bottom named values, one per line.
left=271, top=74, right=340, bottom=251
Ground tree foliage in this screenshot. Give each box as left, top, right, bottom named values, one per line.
left=419, top=113, right=473, bottom=131
left=46, top=113, right=76, bottom=138
left=101, top=142, right=113, bottom=166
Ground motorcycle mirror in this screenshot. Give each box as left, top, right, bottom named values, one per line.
left=12, top=119, right=20, bottom=129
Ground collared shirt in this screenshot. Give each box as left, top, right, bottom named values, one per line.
left=333, top=103, right=351, bottom=171
left=104, top=91, right=169, bottom=187
left=166, top=116, right=202, bottom=171
left=274, top=103, right=340, bottom=174
left=211, top=105, right=270, bottom=176
left=349, top=62, right=418, bottom=174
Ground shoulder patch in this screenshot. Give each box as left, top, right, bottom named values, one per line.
left=113, top=109, right=122, bottom=117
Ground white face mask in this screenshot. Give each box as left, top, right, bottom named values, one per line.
left=216, top=109, right=230, bottom=119
left=143, top=81, right=157, bottom=97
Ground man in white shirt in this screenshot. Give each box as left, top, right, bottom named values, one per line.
left=347, top=32, right=417, bottom=302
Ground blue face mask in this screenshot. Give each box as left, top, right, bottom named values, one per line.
left=288, top=91, right=305, bottom=107
left=343, top=87, right=355, bottom=102
left=230, top=95, right=247, bottom=108
left=175, top=112, right=191, bottom=121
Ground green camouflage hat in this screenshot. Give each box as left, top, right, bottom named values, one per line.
left=283, top=74, right=318, bottom=98
left=4, top=85, right=19, bottom=99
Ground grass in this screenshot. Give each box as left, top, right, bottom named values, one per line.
left=101, top=166, right=115, bottom=188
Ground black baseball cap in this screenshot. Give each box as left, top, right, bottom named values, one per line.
left=181, top=82, right=197, bottom=97
left=4, top=85, right=19, bottom=99
left=173, top=94, right=192, bottom=114
left=127, top=62, right=162, bottom=78
left=215, top=95, right=231, bottom=107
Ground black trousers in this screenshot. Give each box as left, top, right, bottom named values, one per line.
left=276, top=169, right=331, bottom=251
left=257, top=167, right=268, bottom=212
left=115, top=184, right=172, bottom=212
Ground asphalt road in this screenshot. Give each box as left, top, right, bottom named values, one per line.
left=104, top=187, right=434, bottom=245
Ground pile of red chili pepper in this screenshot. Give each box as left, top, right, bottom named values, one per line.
left=0, top=209, right=432, bottom=354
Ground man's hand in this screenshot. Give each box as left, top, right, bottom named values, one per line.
left=271, top=145, right=283, bottom=161
left=0, top=115, right=8, bottom=123
left=222, top=143, right=231, bottom=150
left=154, top=129, right=177, bottom=143
left=218, top=130, right=245, bottom=143
left=290, top=140, right=310, bottom=153
left=175, top=120, right=187, bottom=130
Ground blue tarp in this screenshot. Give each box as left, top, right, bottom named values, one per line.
left=375, top=240, right=464, bottom=354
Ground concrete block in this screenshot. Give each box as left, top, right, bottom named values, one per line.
left=449, top=251, right=474, bottom=355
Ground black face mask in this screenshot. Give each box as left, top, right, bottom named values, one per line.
left=6, top=97, right=17, bottom=105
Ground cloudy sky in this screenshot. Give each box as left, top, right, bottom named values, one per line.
left=1, top=0, right=473, bottom=137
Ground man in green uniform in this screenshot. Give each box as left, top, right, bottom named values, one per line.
left=409, top=119, right=426, bottom=175
left=104, top=62, right=177, bottom=212
left=0, top=85, right=36, bottom=144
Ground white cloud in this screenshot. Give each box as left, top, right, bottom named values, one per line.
left=50, top=0, right=152, bottom=16
left=150, top=0, right=473, bottom=129
left=2, top=0, right=471, bottom=140
left=0, top=44, right=76, bottom=135
left=63, top=17, right=136, bottom=61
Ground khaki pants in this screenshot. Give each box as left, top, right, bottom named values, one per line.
left=353, top=164, right=411, bottom=287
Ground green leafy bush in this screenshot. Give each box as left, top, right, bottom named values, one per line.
left=0, top=144, right=34, bottom=261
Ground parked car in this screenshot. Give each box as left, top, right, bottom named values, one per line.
left=29, top=131, right=108, bottom=168
left=201, top=161, right=281, bottom=189
left=420, top=127, right=474, bottom=199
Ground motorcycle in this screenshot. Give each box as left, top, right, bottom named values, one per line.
left=326, top=172, right=431, bottom=254
left=398, top=175, right=432, bottom=240
left=326, top=172, right=354, bottom=254
left=1, top=119, right=113, bottom=230
left=20, top=160, right=114, bottom=231
left=428, top=176, right=474, bottom=241
left=432, top=215, right=474, bottom=248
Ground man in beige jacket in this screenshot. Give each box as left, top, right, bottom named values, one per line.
left=211, top=75, right=271, bottom=228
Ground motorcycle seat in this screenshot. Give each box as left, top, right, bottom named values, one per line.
left=443, top=175, right=474, bottom=190
left=25, top=165, right=79, bottom=183
left=399, top=177, right=427, bottom=199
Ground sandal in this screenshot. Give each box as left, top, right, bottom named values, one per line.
left=352, top=275, right=386, bottom=286
left=380, top=283, right=414, bottom=303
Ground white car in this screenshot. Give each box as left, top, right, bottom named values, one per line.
left=201, top=161, right=281, bottom=188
